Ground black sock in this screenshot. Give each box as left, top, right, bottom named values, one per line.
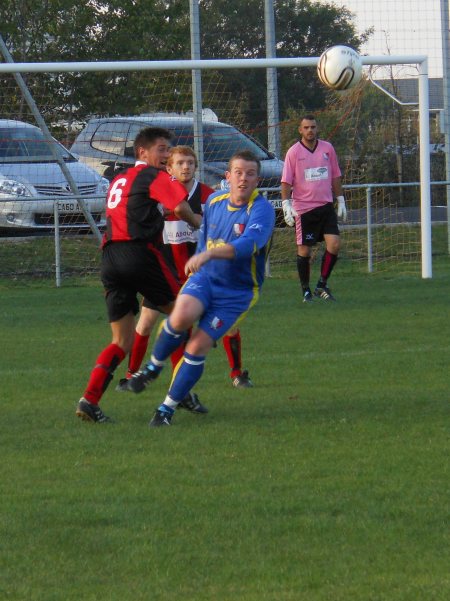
left=296, top=255, right=311, bottom=292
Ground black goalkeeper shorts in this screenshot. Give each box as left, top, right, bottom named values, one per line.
left=296, top=202, right=339, bottom=246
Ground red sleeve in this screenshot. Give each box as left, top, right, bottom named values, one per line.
left=200, top=183, right=214, bottom=204
left=149, top=171, right=187, bottom=210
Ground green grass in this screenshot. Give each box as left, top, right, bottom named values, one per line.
left=1, top=265, right=449, bottom=600
left=0, top=223, right=448, bottom=285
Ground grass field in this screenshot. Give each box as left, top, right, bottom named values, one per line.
left=1, top=262, right=449, bottom=600
left=0, top=223, right=448, bottom=283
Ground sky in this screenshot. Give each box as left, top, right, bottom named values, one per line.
left=324, top=0, right=444, bottom=77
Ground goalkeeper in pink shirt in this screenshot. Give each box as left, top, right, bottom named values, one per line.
left=281, top=114, right=347, bottom=302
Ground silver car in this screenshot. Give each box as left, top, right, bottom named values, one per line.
left=0, top=119, right=109, bottom=232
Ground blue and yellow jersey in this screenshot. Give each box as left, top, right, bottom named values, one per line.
left=196, top=189, right=275, bottom=290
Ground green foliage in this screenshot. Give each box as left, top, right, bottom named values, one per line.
left=1, top=0, right=437, bottom=190
left=0, top=0, right=366, bottom=127
left=199, top=0, right=368, bottom=128
left=1, top=272, right=450, bottom=600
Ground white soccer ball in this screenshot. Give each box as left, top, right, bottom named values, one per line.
left=317, top=45, right=363, bottom=91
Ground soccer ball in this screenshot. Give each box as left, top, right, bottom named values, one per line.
left=317, top=45, right=362, bottom=91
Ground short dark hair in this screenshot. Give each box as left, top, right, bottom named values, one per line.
left=133, top=127, right=172, bottom=158
left=301, top=114, right=316, bottom=123
left=228, top=149, right=261, bottom=175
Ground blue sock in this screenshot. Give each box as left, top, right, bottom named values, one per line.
left=168, top=351, right=206, bottom=402
left=145, top=318, right=187, bottom=374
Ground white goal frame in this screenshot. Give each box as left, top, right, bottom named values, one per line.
left=0, top=54, right=433, bottom=278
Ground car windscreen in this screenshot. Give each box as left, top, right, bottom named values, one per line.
left=0, top=127, right=74, bottom=163
left=172, top=125, right=271, bottom=162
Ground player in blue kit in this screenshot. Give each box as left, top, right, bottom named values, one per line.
left=127, top=149, right=276, bottom=427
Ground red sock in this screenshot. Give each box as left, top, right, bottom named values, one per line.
left=170, top=344, right=185, bottom=370
left=127, top=332, right=150, bottom=377
left=83, top=343, right=126, bottom=404
left=222, top=331, right=242, bottom=379
left=320, top=250, right=338, bottom=281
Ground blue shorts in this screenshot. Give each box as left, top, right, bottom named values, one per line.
left=180, top=271, right=259, bottom=341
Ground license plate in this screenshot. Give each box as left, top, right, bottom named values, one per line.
left=270, top=199, right=282, bottom=209
left=57, top=202, right=80, bottom=212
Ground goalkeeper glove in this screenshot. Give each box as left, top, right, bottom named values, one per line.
left=336, top=196, right=347, bottom=221
left=282, top=199, right=298, bottom=227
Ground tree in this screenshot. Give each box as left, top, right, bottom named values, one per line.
left=1, top=0, right=192, bottom=125
left=198, top=0, right=371, bottom=131
left=1, top=0, right=369, bottom=138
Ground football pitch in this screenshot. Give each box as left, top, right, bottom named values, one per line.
left=1, top=263, right=449, bottom=601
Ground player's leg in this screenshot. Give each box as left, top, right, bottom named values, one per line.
left=122, top=296, right=207, bottom=412
left=297, top=246, right=313, bottom=302
left=125, top=243, right=184, bottom=391
left=77, top=244, right=140, bottom=423
left=169, top=336, right=186, bottom=370
left=76, top=312, right=135, bottom=423
left=222, top=327, right=253, bottom=388
left=162, top=241, right=191, bottom=371
left=166, top=325, right=207, bottom=412
left=295, top=212, right=315, bottom=303
left=319, top=234, right=340, bottom=283
left=149, top=327, right=215, bottom=426
left=222, top=327, right=242, bottom=382
left=127, top=292, right=205, bottom=393
left=148, top=282, right=256, bottom=427
left=129, top=306, right=160, bottom=373
left=116, top=305, right=161, bottom=391
left=314, top=235, right=340, bottom=300
left=114, top=240, right=173, bottom=391
left=314, top=204, right=341, bottom=301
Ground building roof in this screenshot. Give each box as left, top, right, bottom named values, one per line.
left=376, top=78, right=443, bottom=110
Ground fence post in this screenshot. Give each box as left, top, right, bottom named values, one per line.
left=366, top=186, right=373, bottom=273
left=53, top=202, right=62, bottom=287
left=189, top=0, right=204, bottom=183
left=418, top=58, right=432, bottom=278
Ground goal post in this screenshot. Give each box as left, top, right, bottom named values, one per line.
left=0, top=53, right=433, bottom=280
left=0, top=37, right=103, bottom=246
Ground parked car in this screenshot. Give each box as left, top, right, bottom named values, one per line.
left=0, top=119, right=109, bottom=233
left=71, top=113, right=284, bottom=217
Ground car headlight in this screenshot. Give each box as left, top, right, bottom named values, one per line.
left=0, top=176, right=35, bottom=199
left=98, top=177, right=109, bottom=195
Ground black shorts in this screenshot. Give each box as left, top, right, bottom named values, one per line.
left=296, top=202, right=339, bottom=246
left=101, top=241, right=181, bottom=322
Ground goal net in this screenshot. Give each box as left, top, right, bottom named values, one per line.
left=0, top=60, right=443, bottom=286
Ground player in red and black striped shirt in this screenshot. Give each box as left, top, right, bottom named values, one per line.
left=76, top=128, right=201, bottom=424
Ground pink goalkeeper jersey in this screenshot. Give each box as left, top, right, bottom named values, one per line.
left=281, top=139, right=342, bottom=215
